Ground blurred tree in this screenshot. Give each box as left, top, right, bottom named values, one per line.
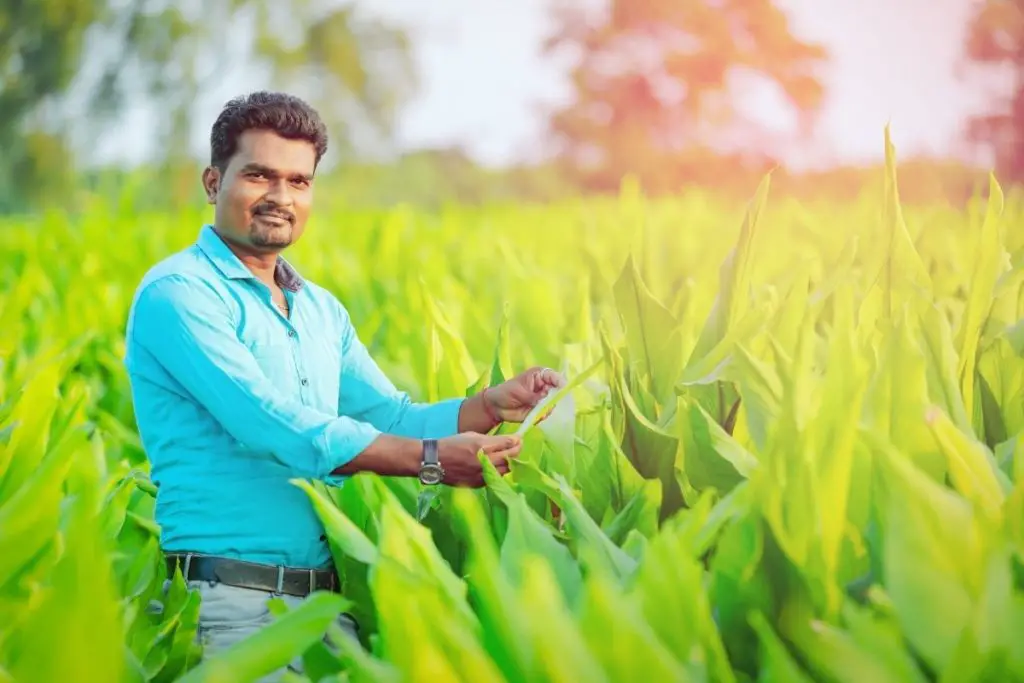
left=542, top=0, right=829, bottom=194
left=0, top=0, right=416, bottom=212
left=962, top=0, right=1024, bottom=184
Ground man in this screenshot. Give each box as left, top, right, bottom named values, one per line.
left=123, top=91, right=564, bottom=677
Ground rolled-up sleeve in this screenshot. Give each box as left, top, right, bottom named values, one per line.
left=335, top=302, right=464, bottom=440
left=128, top=274, right=382, bottom=479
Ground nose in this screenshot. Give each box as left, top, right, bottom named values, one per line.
left=264, top=178, right=294, bottom=207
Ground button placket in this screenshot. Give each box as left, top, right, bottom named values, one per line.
left=290, top=322, right=311, bottom=402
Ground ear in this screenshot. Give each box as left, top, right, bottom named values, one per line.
left=201, top=166, right=221, bottom=205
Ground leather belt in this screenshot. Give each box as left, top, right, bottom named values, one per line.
left=166, top=553, right=339, bottom=598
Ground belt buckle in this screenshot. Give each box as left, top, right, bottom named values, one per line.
left=309, top=569, right=316, bottom=595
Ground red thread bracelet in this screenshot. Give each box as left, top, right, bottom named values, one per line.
left=482, top=387, right=501, bottom=424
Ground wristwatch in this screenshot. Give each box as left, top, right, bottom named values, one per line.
left=418, top=438, right=445, bottom=485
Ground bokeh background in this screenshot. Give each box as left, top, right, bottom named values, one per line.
left=1, top=0, right=1021, bottom=213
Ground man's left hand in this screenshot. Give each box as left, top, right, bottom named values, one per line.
left=485, top=366, right=566, bottom=423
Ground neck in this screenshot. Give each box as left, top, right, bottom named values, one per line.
left=234, top=251, right=279, bottom=288
left=216, top=228, right=279, bottom=287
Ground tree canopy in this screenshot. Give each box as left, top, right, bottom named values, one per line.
left=542, top=0, right=830, bottom=194
left=0, top=0, right=416, bottom=212
left=962, top=0, right=1024, bottom=184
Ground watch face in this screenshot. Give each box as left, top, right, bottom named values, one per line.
left=419, top=464, right=444, bottom=485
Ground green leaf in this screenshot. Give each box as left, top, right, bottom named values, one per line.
left=420, top=281, right=478, bottom=401
left=631, top=509, right=736, bottom=682
left=0, top=358, right=65, bottom=500
left=786, top=611, right=928, bottom=683
left=372, top=477, right=478, bottom=630
left=292, top=479, right=379, bottom=565
left=748, top=612, right=814, bottom=683
left=451, top=490, right=538, bottom=683
left=926, top=406, right=1013, bottom=518
left=676, top=395, right=757, bottom=506
left=510, top=460, right=638, bottom=582
left=177, top=592, right=350, bottom=683
left=867, top=431, right=985, bottom=673
left=732, top=343, right=783, bottom=451
left=498, top=487, right=582, bottom=608
left=8, top=449, right=127, bottom=683
left=0, top=424, right=85, bottom=592
left=515, top=557, right=608, bottom=683
left=862, top=314, right=945, bottom=481
left=578, top=568, right=693, bottom=681
left=601, top=479, right=661, bottom=544
left=957, top=174, right=1008, bottom=422
left=489, top=300, right=514, bottom=387
left=612, top=252, right=683, bottom=406
left=688, top=171, right=772, bottom=365
left=876, top=124, right=934, bottom=318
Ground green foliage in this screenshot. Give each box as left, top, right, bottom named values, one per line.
left=1, top=130, right=1024, bottom=681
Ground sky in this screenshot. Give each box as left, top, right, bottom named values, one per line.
left=365, top=0, right=1002, bottom=170
left=107, top=0, right=1005, bottom=171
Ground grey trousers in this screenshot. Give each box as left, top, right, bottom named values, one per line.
left=187, top=580, right=360, bottom=682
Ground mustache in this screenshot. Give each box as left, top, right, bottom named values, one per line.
left=254, top=206, right=295, bottom=223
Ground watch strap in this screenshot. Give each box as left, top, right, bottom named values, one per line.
left=422, top=438, right=439, bottom=466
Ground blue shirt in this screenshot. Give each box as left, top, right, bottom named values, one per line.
left=124, top=224, right=464, bottom=568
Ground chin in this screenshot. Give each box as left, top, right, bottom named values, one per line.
left=253, top=237, right=292, bottom=250
left=250, top=226, right=294, bottom=249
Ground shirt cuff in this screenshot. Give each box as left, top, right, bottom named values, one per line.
left=316, top=418, right=382, bottom=486
left=320, top=398, right=465, bottom=488
left=416, top=397, right=465, bottom=438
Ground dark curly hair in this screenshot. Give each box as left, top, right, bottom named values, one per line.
left=209, top=91, right=329, bottom=171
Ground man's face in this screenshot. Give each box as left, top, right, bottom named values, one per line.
left=203, top=129, right=317, bottom=252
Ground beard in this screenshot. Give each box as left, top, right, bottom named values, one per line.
left=249, top=211, right=294, bottom=248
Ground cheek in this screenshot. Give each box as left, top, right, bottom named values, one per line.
left=225, top=184, right=262, bottom=211
left=293, top=192, right=313, bottom=217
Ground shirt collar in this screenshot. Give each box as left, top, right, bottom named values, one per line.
left=274, top=258, right=305, bottom=293
left=196, top=224, right=305, bottom=292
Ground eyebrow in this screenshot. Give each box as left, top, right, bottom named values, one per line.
left=240, top=163, right=313, bottom=182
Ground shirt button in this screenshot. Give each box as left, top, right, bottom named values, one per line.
left=301, top=378, right=309, bottom=386
left=288, top=330, right=296, bottom=338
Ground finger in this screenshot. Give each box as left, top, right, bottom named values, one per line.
left=540, top=367, right=564, bottom=388
left=527, top=366, right=549, bottom=393
left=489, top=439, right=523, bottom=458
left=488, top=444, right=522, bottom=469
left=481, top=436, right=521, bottom=453
left=532, top=366, right=548, bottom=393
left=488, top=456, right=512, bottom=478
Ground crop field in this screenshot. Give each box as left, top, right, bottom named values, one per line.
left=1, top=133, right=1023, bottom=682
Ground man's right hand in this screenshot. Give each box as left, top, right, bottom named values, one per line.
left=437, top=432, right=522, bottom=487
